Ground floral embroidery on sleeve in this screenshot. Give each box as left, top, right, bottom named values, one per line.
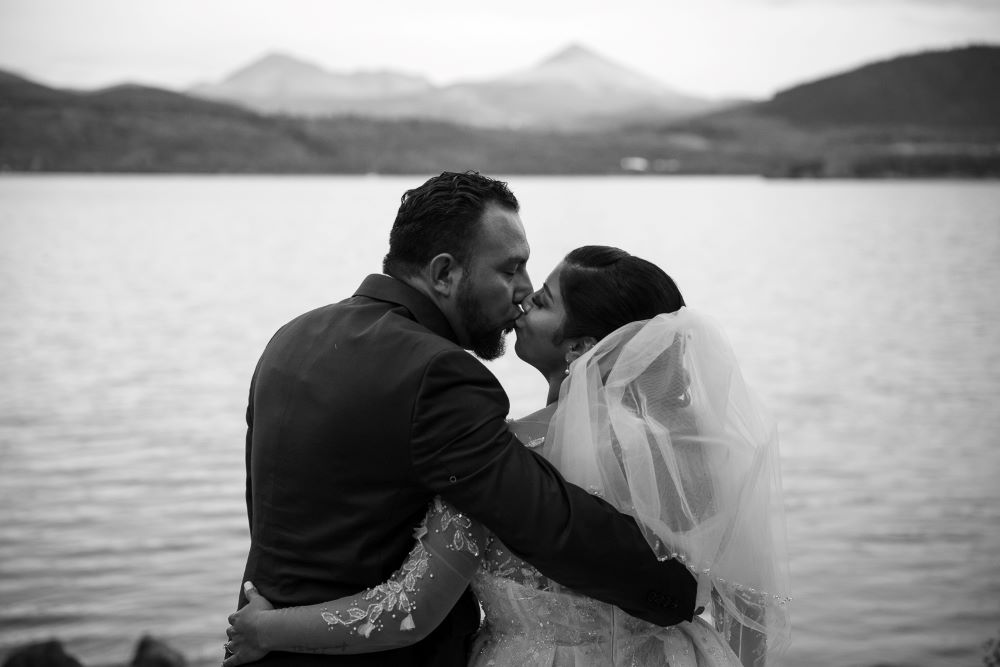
left=319, top=497, right=482, bottom=639
left=320, top=515, right=432, bottom=637
left=435, top=498, right=480, bottom=557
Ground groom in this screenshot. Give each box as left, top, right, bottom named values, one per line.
left=233, top=171, right=697, bottom=665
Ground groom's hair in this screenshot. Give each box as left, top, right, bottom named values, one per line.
left=557, top=246, right=686, bottom=343
left=383, top=171, right=520, bottom=278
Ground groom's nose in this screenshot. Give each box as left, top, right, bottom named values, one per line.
left=512, top=269, right=533, bottom=304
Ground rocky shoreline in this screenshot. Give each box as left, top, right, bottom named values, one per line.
left=2, top=637, right=188, bottom=667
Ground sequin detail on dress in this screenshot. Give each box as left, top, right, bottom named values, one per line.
left=483, top=537, right=551, bottom=591
left=525, top=436, right=545, bottom=449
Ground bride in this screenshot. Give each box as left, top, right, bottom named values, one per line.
left=223, top=246, right=791, bottom=666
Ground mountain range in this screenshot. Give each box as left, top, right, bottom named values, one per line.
left=744, top=44, right=1000, bottom=128
left=189, top=44, right=726, bottom=129
left=1, top=44, right=998, bottom=176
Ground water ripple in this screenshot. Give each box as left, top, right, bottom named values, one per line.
left=2, top=176, right=999, bottom=667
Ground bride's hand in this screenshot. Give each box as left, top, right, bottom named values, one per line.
left=223, top=582, right=275, bottom=666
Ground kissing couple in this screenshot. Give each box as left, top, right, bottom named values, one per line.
left=223, top=171, right=790, bottom=666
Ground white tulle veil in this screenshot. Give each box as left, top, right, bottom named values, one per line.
left=546, top=308, right=791, bottom=664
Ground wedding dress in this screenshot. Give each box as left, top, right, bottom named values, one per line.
left=470, top=536, right=741, bottom=666
left=318, top=497, right=741, bottom=665
left=310, top=309, right=790, bottom=666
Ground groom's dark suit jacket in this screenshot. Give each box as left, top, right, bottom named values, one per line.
left=238, top=274, right=696, bottom=666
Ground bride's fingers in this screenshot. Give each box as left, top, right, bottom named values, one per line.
left=243, top=580, right=259, bottom=601
left=223, top=638, right=245, bottom=667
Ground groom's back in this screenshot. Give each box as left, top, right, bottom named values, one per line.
left=239, top=285, right=479, bottom=665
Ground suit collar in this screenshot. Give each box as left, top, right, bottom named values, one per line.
left=355, top=274, right=459, bottom=344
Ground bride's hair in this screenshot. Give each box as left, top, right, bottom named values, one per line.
left=558, top=246, right=685, bottom=342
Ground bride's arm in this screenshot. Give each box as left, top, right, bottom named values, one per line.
left=224, top=498, right=487, bottom=664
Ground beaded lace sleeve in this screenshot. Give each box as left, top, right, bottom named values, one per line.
left=252, top=497, right=487, bottom=655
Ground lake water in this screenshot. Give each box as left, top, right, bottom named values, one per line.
left=1, top=175, right=998, bottom=667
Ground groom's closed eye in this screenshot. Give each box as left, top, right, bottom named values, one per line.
left=503, top=258, right=527, bottom=277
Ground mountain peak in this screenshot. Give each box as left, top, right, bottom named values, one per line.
left=251, top=52, right=310, bottom=67
left=191, top=51, right=433, bottom=107
left=503, top=42, right=676, bottom=97
left=227, top=52, right=329, bottom=80
left=540, top=43, right=603, bottom=66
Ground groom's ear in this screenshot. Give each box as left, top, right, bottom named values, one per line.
left=426, top=253, right=463, bottom=297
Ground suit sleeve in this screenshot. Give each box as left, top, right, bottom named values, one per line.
left=409, top=349, right=698, bottom=626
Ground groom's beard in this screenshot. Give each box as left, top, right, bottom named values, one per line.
left=457, top=279, right=510, bottom=361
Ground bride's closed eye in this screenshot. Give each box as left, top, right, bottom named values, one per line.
left=520, top=291, right=541, bottom=311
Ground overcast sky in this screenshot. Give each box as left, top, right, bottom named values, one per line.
left=1, top=0, right=998, bottom=99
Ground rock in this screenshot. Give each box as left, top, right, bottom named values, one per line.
left=129, top=636, right=186, bottom=667
left=2, top=641, right=83, bottom=667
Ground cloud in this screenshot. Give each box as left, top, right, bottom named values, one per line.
left=758, top=0, right=1000, bottom=7
left=0, top=0, right=997, bottom=97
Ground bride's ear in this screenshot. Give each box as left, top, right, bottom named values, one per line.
left=564, top=336, right=597, bottom=366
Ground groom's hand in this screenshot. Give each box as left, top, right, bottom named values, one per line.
left=223, top=582, right=274, bottom=667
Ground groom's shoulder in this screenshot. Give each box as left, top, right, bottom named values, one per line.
left=346, top=300, right=504, bottom=390
left=384, top=311, right=496, bottom=381
left=267, top=294, right=502, bottom=383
